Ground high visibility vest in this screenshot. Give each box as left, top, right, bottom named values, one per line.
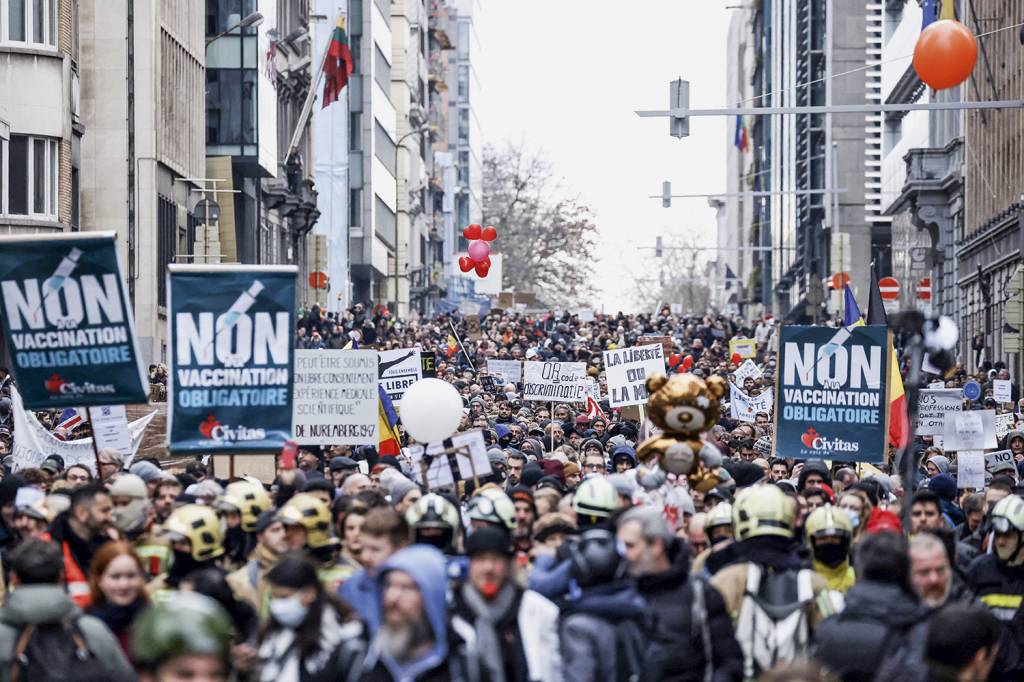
left=135, top=543, right=172, bottom=579
left=61, top=541, right=91, bottom=608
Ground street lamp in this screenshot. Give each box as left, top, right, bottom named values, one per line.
left=391, top=124, right=433, bottom=314
left=206, top=12, right=264, bottom=46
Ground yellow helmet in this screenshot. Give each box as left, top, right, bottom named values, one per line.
left=217, top=480, right=272, bottom=532
left=704, top=502, right=733, bottom=532
left=280, top=493, right=336, bottom=549
left=163, top=504, right=224, bottom=561
left=467, top=486, right=516, bottom=531
left=804, top=504, right=852, bottom=541
left=733, top=485, right=794, bottom=541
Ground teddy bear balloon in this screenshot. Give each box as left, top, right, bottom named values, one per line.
left=636, top=372, right=727, bottom=492
left=458, top=224, right=498, bottom=278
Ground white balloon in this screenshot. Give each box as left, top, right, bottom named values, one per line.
left=399, top=378, right=464, bottom=444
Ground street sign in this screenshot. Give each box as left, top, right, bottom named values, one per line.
left=830, top=272, right=850, bottom=290
left=878, top=276, right=900, bottom=301
left=963, top=380, right=982, bottom=401
left=916, top=277, right=932, bottom=301
left=308, top=271, right=328, bottom=290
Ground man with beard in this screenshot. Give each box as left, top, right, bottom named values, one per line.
left=148, top=504, right=225, bottom=600
left=151, top=478, right=182, bottom=524
left=451, top=525, right=562, bottom=681
left=910, top=532, right=955, bottom=609
left=361, top=544, right=472, bottom=680
left=505, top=451, right=527, bottom=488
left=109, top=474, right=171, bottom=579
left=509, top=486, right=536, bottom=555
left=47, top=484, right=114, bottom=608
left=227, top=510, right=290, bottom=611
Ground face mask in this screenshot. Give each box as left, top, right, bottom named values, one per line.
left=844, top=509, right=860, bottom=529
left=813, top=542, right=848, bottom=568
left=269, top=594, right=309, bottom=629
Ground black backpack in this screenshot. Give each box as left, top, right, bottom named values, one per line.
left=9, top=616, right=112, bottom=682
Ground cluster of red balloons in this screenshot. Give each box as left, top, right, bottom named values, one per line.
left=667, top=353, right=694, bottom=374
left=913, top=19, right=977, bottom=90
left=458, top=224, right=498, bottom=278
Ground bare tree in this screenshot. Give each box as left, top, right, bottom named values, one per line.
left=482, top=144, right=598, bottom=307
left=631, top=235, right=712, bottom=313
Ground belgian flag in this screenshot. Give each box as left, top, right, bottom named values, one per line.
left=868, top=273, right=909, bottom=449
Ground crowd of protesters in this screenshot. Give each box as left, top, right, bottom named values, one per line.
left=0, top=305, right=1019, bottom=680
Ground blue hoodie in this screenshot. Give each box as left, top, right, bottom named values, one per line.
left=339, top=567, right=381, bottom=632
left=368, top=544, right=450, bottom=681
left=610, top=445, right=637, bottom=468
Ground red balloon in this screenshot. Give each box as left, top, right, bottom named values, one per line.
left=480, top=255, right=491, bottom=267
left=676, top=365, right=688, bottom=374
left=913, top=20, right=977, bottom=90
left=475, top=261, right=490, bottom=278
left=458, top=256, right=474, bottom=272
left=463, top=224, right=482, bottom=240
left=481, top=225, right=498, bottom=241
left=668, top=353, right=683, bottom=368
left=731, top=353, right=742, bottom=365
left=682, top=355, right=694, bottom=369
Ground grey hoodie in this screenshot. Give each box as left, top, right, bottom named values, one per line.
left=0, top=585, right=134, bottom=682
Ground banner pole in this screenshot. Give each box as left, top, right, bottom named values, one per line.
left=84, top=406, right=103, bottom=477
left=448, top=319, right=476, bottom=373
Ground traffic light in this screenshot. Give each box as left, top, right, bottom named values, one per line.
left=661, top=181, right=672, bottom=208
left=655, top=236, right=663, bottom=258
left=669, top=79, right=690, bottom=139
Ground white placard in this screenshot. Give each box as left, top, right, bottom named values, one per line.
left=729, top=383, right=774, bottom=423
left=575, top=309, right=595, bottom=322
left=670, top=303, right=683, bottom=314
left=734, top=360, right=762, bottom=384
left=378, top=348, right=423, bottom=403
left=406, top=429, right=492, bottom=487
left=90, top=405, right=132, bottom=458
left=943, top=410, right=997, bottom=451
left=985, top=449, right=1019, bottom=485
left=958, top=451, right=985, bottom=489
left=994, top=380, right=1013, bottom=403
left=522, top=361, right=589, bottom=402
left=928, top=381, right=946, bottom=389
left=487, top=359, right=523, bottom=384
left=917, top=389, right=963, bottom=436
left=603, top=344, right=666, bottom=407
left=996, top=412, right=1015, bottom=440
left=292, top=350, right=378, bottom=446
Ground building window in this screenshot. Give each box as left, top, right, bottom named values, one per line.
left=349, top=113, right=362, bottom=151
left=375, top=196, right=396, bottom=247
left=374, top=45, right=390, bottom=91
left=1, top=134, right=58, bottom=219
left=457, top=65, right=469, bottom=99
left=2, top=0, right=56, bottom=47
left=157, top=195, right=176, bottom=306
left=458, top=108, right=469, bottom=141
left=350, top=189, right=362, bottom=227
left=375, top=122, right=396, bottom=176
left=206, top=69, right=257, bottom=147
left=458, top=151, right=469, bottom=185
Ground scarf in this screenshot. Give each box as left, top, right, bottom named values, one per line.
left=459, top=581, right=517, bottom=682
left=89, top=598, right=147, bottom=636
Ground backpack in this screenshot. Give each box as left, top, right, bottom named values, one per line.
left=870, top=617, right=930, bottom=682
left=8, top=616, right=111, bottom=682
left=735, top=563, right=816, bottom=679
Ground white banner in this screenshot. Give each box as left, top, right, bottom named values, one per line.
left=958, top=451, right=985, bottom=489
left=603, top=344, right=666, bottom=407
left=733, top=360, right=762, bottom=384
left=378, top=348, right=423, bottom=403
left=522, top=361, right=589, bottom=402
left=292, top=350, right=378, bottom=446
left=916, top=389, right=963, bottom=436
left=729, top=383, right=774, bottom=423
left=487, top=359, right=523, bottom=384
left=11, top=388, right=155, bottom=473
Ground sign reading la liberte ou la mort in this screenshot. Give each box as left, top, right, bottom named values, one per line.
left=774, top=325, right=890, bottom=463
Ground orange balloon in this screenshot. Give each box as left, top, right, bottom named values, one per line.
left=913, top=19, right=977, bottom=90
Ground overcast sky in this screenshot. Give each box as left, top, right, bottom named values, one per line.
left=474, top=1, right=731, bottom=312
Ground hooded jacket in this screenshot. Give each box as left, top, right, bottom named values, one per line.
left=0, top=585, right=134, bottom=682
left=610, top=445, right=637, bottom=469
left=796, top=461, right=832, bottom=491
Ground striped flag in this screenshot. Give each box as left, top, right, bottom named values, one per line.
left=378, top=386, right=401, bottom=456
left=586, top=396, right=606, bottom=421
left=53, top=408, right=86, bottom=440
left=868, top=274, right=910, bottom=448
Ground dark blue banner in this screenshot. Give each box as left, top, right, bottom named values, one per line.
left=168, top=266, right=296, bottom=452
left=0, top=233, right=148, bottom=408
left=774, top=325, right=890, bottom=463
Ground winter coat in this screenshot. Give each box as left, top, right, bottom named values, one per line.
left=635, top=549, right=742, bottom=682
left=339, top=567, right=381, bottom=632
left=966, top=553, right=1024, bottom=677
left=813, top=580, right=930, bottom=682
left=0, top=585, right=134, bottom=682
left=258, top=604, right=366, bottom=682
left=559, top=581, right=648, bottom=682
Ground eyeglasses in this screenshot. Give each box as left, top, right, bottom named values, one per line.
left=584, top=463, right=605, bottom=472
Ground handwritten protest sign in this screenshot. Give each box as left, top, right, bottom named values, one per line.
left=522, top=361, right=589, bottom=402
left=487, top=359, right=523, bottom=384
left=292, top=350, right=378, bottom=445
left=407, top=429, right=492, bottom=488
left=958, top=451, right=985, bottom=489
left=603, top=344, right=665, bottom=408
left=996, top=412, right=1015, bottom=440
left=734, top=360, right=762, bottom=384
left=994, top=380, right=1013, bottom=403
left=943, top=410, right=996, bottom=451
left=916, top=389, right=962, bottom=436
left=730, top=383, right=774, bottom=423
left=378, top=348, right=423, bottom=403
left=985, top=449, right=1019, bottom=485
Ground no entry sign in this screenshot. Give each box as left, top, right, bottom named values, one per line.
left=878, top=277, right=900, bottom=301
left=916, top=277, right=932, bottom=301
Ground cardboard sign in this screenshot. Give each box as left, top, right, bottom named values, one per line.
left=996, top=412, right=1015, bottom=440
left=730, top=383, right=774, bottom=423
left=916, top=389, right=962, bottom=436
left=211, top=454, right=278, bottom=484
left=292, top=350, right=378, bottom=446
left=957, top=451, right=985, bottom=489
left=0, top=232, right=149, bottom=408
left=90, top=404, right=132, bottom=459
left=729, top=337, right=757, bottom=360
left=773, top=325, right=889, bottom=463
left=943, top=410, right=997, bottom=451
left=603, top=344, right=666, bottom=407
left=378, top=348, right=423, bottom=403
left=734, top=360, right=762, bottom=384
left=167, top=265, right=296, bottom=452
left=487, top=359, right=523, bottom=384
left=985, top=449, right=1019, bottom=485
left=406, top=429, right=492, bottom=488
left=994, top=379, right=1013, bottom=403
left=522, top=361, right=589, bottom=402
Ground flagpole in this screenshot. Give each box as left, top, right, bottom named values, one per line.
left=286, top=12, right=339, bottom=154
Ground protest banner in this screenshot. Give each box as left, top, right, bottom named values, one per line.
left=378, top=348, right=423, bottom=403
left=734, top=359, right=762, bottom=384
left=774, top=325, right=889, bottom=463
left=985, top=449, right=1019, bottom=485
left=996, top=412, right=1015, bottom=440
left=603, top=344, right=666, bottom=408
left=729, top=337, right=757, bottom=360
left=916, top=389, right=962, bottom=436
left=487, top=359, right=523, bottom=384
left=0, top=232, right=148, bottom=408
left=421, top=351, right=437, bottom=378
left=10, top=387, right=154, bottom=472
left=90, top=404, right=132, bottom=458
left=730, top=383, right=774, bottom=423
left=943, top=410, right=997, bottom=451
left=406, top=429, right=492, bottom=488
left=522, top=361, right=589, bottom=402
left=167, top=265, right=296, bottom=452
left=292, top=350, right=378, bottom=445
left=994, top=379, right=1013, bottom=403
left=958, top=451, right=985, bottom=489
left=465, top=314, right=482, bottom=341
left=575, top=309, right=595, bottom=322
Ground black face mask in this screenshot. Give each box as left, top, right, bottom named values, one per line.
left=167, top=550, right=205, bottom=587
left=813, top=542, right=849, bottom=568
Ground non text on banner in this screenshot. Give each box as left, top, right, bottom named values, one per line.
left=603, top=343, right=666, bottom=408
left=292, top=350, right=378, bottom=445
left=378, top=348, right=423, bottom=403
left=522, top=361, right=589, bottom=402
left=0, top=232, right=148, bottom=408
left=167, top=265, right=296, bottom=452
left=773, top=325, right=889, bottom=463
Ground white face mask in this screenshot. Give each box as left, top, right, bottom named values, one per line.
left=268, top=594, right=309, bottom=628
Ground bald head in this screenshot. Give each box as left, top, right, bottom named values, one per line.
left=341, top=473, right=372, bottom=496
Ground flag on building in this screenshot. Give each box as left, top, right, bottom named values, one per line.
left=724, top=263, right=739, bottom=290
left=322, top=14, right=354, bottom=109
left=842, top=284, right=864, bottom=327
left=939, top=0, right=955, bottom=20
left=867, top=274, right=909, bottom=449
left=378, top=385, right=401, bottom=456
left=733, top=115, right=749, bottom=152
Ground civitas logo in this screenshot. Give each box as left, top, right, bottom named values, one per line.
left=44, top=373, right=115, bottom=396
left=800, top=426, right=860, bottom=453
left=199, top=415, right=266, bottom=443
